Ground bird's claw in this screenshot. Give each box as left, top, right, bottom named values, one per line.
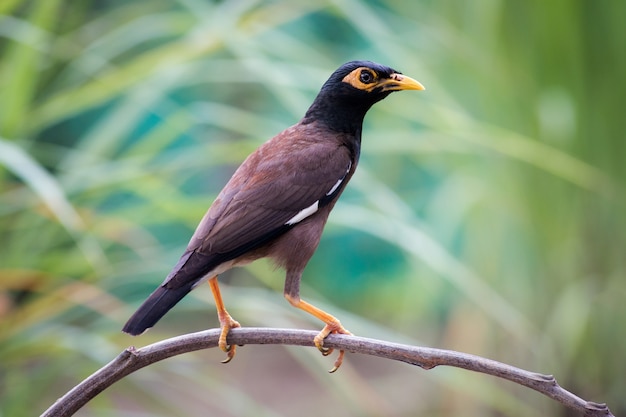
left=314, top=321, right=352, bottom=372
left=329, top=351, right=346, bottom=373
left=217, top=314, right=241, bottom=364
left=220, top=345, right=236, bottom=364
left=320, top=346, right=332, bottom=356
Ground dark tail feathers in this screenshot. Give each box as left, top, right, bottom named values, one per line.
left=122, top=284, right=193, bottom=336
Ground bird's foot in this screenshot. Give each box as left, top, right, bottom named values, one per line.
left=217, top=313, right=241, bottom=364
left=313, top=320, right=352, bottom=373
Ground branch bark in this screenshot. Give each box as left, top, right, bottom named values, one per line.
left=40, top=327, right=613, bottom=417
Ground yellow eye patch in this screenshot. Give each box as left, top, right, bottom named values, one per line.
left=341, top=67, right=380, bottom=92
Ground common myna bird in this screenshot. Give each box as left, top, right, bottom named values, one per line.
left=123, top=60, right=424, bottom=371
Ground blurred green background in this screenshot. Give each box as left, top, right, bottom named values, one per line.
left=1, top=1, right=625, bottom=416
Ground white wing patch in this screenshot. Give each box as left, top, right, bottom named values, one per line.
left=286, top=201, right=319, bottom=225
left=326, top=178, right=343, bottom=196
left=286, top=161, right=352, bottom=226
left=327, top=161, right=351, bottom=196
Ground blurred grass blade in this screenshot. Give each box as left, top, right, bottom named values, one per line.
left=331, top=202, right=534, bottom=342
left=0, top=138, right=108, bottom=271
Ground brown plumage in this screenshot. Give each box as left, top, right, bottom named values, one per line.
left=123, top=60, right=424, bottom=371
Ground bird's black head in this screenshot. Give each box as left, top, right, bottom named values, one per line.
left=303, top=60, right=424, bottom=134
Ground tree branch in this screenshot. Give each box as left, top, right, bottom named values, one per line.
left=40, top=327, right=613, bottom=417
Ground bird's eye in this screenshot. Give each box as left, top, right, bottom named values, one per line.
left=359, top=70, right=374, bottom=84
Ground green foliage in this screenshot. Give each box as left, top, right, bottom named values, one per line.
left=1, top=1, right=624, bottom=416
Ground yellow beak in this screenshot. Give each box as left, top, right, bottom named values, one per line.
left=380, top=73, right=425, bottom=92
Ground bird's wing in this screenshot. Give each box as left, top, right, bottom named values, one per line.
left=162, top=134, right=353, bottom=289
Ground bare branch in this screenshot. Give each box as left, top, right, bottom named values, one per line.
left=40, top=327, right=614, bottom=417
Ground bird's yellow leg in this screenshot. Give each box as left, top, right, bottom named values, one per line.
left=285, top=294, right=352, bottom=372
left=208, top=276, right=240, bottom=364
